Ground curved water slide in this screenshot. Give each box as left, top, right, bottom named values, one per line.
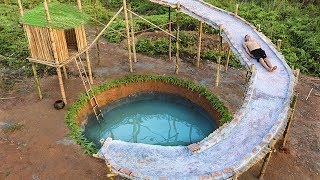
left=98, top=0, right=296, bottom=179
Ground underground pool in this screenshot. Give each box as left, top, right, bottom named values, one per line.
left=83, top=92, right=217, bottom=148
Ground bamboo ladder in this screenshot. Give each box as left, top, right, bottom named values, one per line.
left=75, top=56, right=103, bottom=120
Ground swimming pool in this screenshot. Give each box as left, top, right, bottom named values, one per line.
left=83, top=92, right=217, bottom=148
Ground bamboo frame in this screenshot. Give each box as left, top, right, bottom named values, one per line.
left=94, top=0, right=101, bottom=65
left=168, top=7, right=172, bottom=62
left=281, top=95, right=298, bottom=148
left=128, top=0, right=137, bottom=63
left=175, top=2, right=181, bottom=74
left=127, top=9, right=176, bottom=39
left=197, top=21, right=203, bottom=68
left=123, top=0, right=133, bottom=72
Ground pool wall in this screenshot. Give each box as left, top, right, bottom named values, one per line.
left=78, top=81, right=221, bottom=126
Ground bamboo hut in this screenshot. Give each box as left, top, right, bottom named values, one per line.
left=18, top=1, right=92, bottom=104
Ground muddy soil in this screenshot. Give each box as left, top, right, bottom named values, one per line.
left=0, top=33, right=319, bottom=179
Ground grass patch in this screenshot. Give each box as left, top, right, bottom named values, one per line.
left=65, top=74, right=233, bottom=154
left=21, top=2, right=89, bottom=29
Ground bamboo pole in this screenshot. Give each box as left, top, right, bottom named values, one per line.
left=197, top=21, right=203, bottom=68
left=257, top=24, right=261, bottom=32
left=277, top=39, right=282, bottom=51
left=235, top=4, right=239, bottom=16
left=43, top=0, right=51, bottom=22
left=215, top=25, right=223, bottom=87
left=32, top=63, right=43, bottom=99
left=168, top=7, right=172, bottom=62
left=17, top=0, right=24, bottom=16
left=107, top=163, right=117, bottom=179
left=94, top=0, right=101, bottom=65
left=128, top=0, right=137, bottom=63
left=259, top=139, right=276, bottom=179
left=85, top=49, right=93, bottom=84
left=44, top=0, right=67, bottom=104
left=175, top=2, right=181, bottom=74
left=225, top=47, right=231, bottom=71
left=215, top=56, right=221, bottom=87
left=62, top=66, right=68, bottom=79
left=281, top=95, right=298, bottom=148
left=123, top=0, right=133, bottom=72
left=77, top=0, right=82, bottom=11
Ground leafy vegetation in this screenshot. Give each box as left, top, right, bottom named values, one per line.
left=65, top=74, right=232, bottom=154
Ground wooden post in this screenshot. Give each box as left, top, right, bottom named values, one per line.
left=281, top=95, right=298, bottom=148
left=168, top=7, right=172, bottom=62
left=225, top=48, right=231, bottom=72
left=123, top=0, right=133, bottom=72
left=44, top=0, right=67, bottom=104
left=235, top=4, right=239, bottom=16
left=197, top=21, right=203, bottom=68
left=94, top=0, right=101, bottom=65
left=32, top=63, right=43, bottom=99
left=175, top=2, right=181, bottom=74
left=277, top=39, right=282, bottom=51
left=128, top=0, right=137, bottom=63
left=259, top=139, right=276, bottom=179
left=77, top=0, right=82, bottom=11
left=17, top=0, right=24, bottom=16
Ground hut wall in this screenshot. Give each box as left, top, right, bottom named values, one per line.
left=74, top=25, right=87, bottom=50
left=52, top=29, right=69, bottom=63
left=25, top=25, right=70, bottom=64
left=25, top=25, right=54, bottom=62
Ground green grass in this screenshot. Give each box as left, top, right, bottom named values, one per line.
left=65, top=74, right=232, bottom=154
left=21, top=1, right=89, bottom=29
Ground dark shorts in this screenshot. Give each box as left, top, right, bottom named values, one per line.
left=251, top=48, right=267, bottom=61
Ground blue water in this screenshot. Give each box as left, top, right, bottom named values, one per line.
left=83, top=92, right=217, bottom=147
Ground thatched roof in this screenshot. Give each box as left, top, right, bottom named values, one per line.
left=20, top=2, right=89, bottom=30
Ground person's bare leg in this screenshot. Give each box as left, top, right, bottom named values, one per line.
left=264, top=58, right=273, bottom=68
left=264, top=58, right=277, bottom=71
left=259, top=58, right=272, bottom=72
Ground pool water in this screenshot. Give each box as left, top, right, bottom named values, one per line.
left=83, top=92, right=217, bottom=148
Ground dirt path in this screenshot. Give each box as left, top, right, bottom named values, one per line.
left=0, top=38, right=319, bottom=179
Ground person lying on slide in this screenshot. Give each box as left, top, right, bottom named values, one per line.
left=243, top=35, right=277, bottom=72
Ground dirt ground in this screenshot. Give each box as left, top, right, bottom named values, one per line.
left=0, top=35, right=319, bottom=179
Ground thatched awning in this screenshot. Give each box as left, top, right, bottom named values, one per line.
left=20, top=2, right=89, bottom=30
